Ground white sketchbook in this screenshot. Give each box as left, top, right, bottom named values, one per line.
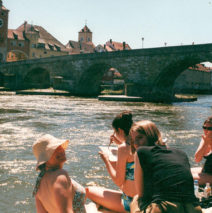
left=99, top=146, right=118, bottom=162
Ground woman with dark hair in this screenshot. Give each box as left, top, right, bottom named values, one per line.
left=192, top=116, right=212, bottom=185
left=86, top=111, right=136, bottom=213
left=130, top=120, right=202, bottom=213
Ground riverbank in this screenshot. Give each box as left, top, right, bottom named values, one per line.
left=173, top=94, right=198, bottom=102
left=15, top=88, right=71, bottom=96
left=98, top=94, right=197, bottom=102
left=0, top=87, right=198, bottom=102
left=98, top=95, right=143, bottom=102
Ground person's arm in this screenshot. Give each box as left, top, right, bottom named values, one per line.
left=53, top=173, right=74, bottom=213
left=195, top=136, right=211, bottom=163
left=35, top=196, right=48, bottom=213
left=99, top=144, right=128, bottom=187
left=134, top=153, right=144, bottom=197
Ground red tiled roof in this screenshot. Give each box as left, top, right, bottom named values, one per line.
left=1, top=2, right=8, bottom=11
left=79, top=25, right=92, bottom=33
left=7, top=29, right=25, bottom=40
left=2, top=5, right=8, bottom=10
left=188, top=64, right=212, bottom=72
left=66, top=40, right=95, bottom=54
left=16, top=22, right=67, bottom=51
left=109, top=68, right=122, bottom=78
left=105, top=45, right=113, bottom=52
left=105, top=40, right=131, bottom=51
left=114, top=72, right=122, bottom=78
left=102, top=68, right=123, bottom=81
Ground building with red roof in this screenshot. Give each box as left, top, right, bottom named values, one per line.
left=78, top=25, right=92, bottom=43
left=105, top=39, right=131, bottom=51
left=95, top=39, right=131, bottom=53
left=0, top=1, right=69, bottom=62
left=7, top=21, right=68, bottom=62
left=66, top=25, right=95, bottom=54
left=174, top=63, right=212, bottom=93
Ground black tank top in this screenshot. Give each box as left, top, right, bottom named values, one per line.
left=137, top=145, right=198, bottom=210
left=203, top=152, right=212, bottom=174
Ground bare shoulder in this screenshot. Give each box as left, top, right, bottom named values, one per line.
left=119, top=142, right=131, bottom=151
left=118, top=143, right=130, bottom=157
left=51, top=168, right=69, bottom=177
left=53, top=169, right=72, bottom=189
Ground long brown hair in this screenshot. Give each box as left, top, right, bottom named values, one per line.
left=130, top=120, right=164, bottom=153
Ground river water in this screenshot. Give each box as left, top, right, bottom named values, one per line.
left=0, top=92, right=212, bottom=212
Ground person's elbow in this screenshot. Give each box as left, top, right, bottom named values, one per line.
left=195, top=153, right=202, bottom=163
left=63, top=208, right=74, bottom=213
left=114, top=177, right=124, bottom=187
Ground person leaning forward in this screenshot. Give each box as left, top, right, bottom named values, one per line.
left=129, top=120, right=202, bottom=213
left=32, top=134, right=86, bottom=213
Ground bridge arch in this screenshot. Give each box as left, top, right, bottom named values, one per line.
left=151, top=55, right=212, bottom=102
left=23, top=67, right=51, bottom=89
left=100, top=67, right=125, bottom=95
left=76, top=63, right=112, bottom=96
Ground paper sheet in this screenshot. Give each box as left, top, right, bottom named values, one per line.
left=99, top=146, right=118, bottom=162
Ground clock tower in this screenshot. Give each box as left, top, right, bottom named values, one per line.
left=0, top=0, right=9, bottom=62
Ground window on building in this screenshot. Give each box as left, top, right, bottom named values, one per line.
left=32, top=44, right=36, bottom=48
left=11, top=41, right=17, bottom=46
left=32, top=52, right=35, bottom=57
left=48, top=44, right=54, bottom=51
left=80, top=37, right=83, bottom=42
left=13, top=33, right=18, bottom=40
left=18, top=42, right=24, bottom=47
left=87, top=37, right=90, bottom=42
left=37, top=43, right=45, bottom=49
left=54, top=45, right=61, bottom=52
left=44, top=51, right=47, bottom=54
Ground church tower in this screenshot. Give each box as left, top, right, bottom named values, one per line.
left=78, top=25, right=92, bottom=43
left=0, top=0, right=9, bottom=62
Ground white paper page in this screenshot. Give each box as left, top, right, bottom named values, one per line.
left=99, top=146, right=118, bottom=162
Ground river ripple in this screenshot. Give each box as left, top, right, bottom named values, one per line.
left=0, top=92, right=212, bottom=212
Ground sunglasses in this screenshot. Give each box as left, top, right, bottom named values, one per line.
left=202, top=126, right=212, bottom=131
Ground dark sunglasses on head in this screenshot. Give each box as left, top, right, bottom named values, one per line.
left=202, top=126, right=212, bottom=131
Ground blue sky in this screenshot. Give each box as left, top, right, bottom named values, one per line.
left=3, top=0, right=212, bottom=49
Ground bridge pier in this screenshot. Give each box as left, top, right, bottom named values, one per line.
left=3, top=74, right=17, bottom=90
left=148, top=86, right=175, bottom=103
left=124, top=83, right=174, bottom=103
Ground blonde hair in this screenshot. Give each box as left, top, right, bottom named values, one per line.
left=130, top=120, right=164, bottom=153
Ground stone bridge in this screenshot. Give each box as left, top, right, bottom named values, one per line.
left=1, top=43, right=212, bottom=102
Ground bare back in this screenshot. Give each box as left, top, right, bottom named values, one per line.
left=36, top=169, right=74, bottom=213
